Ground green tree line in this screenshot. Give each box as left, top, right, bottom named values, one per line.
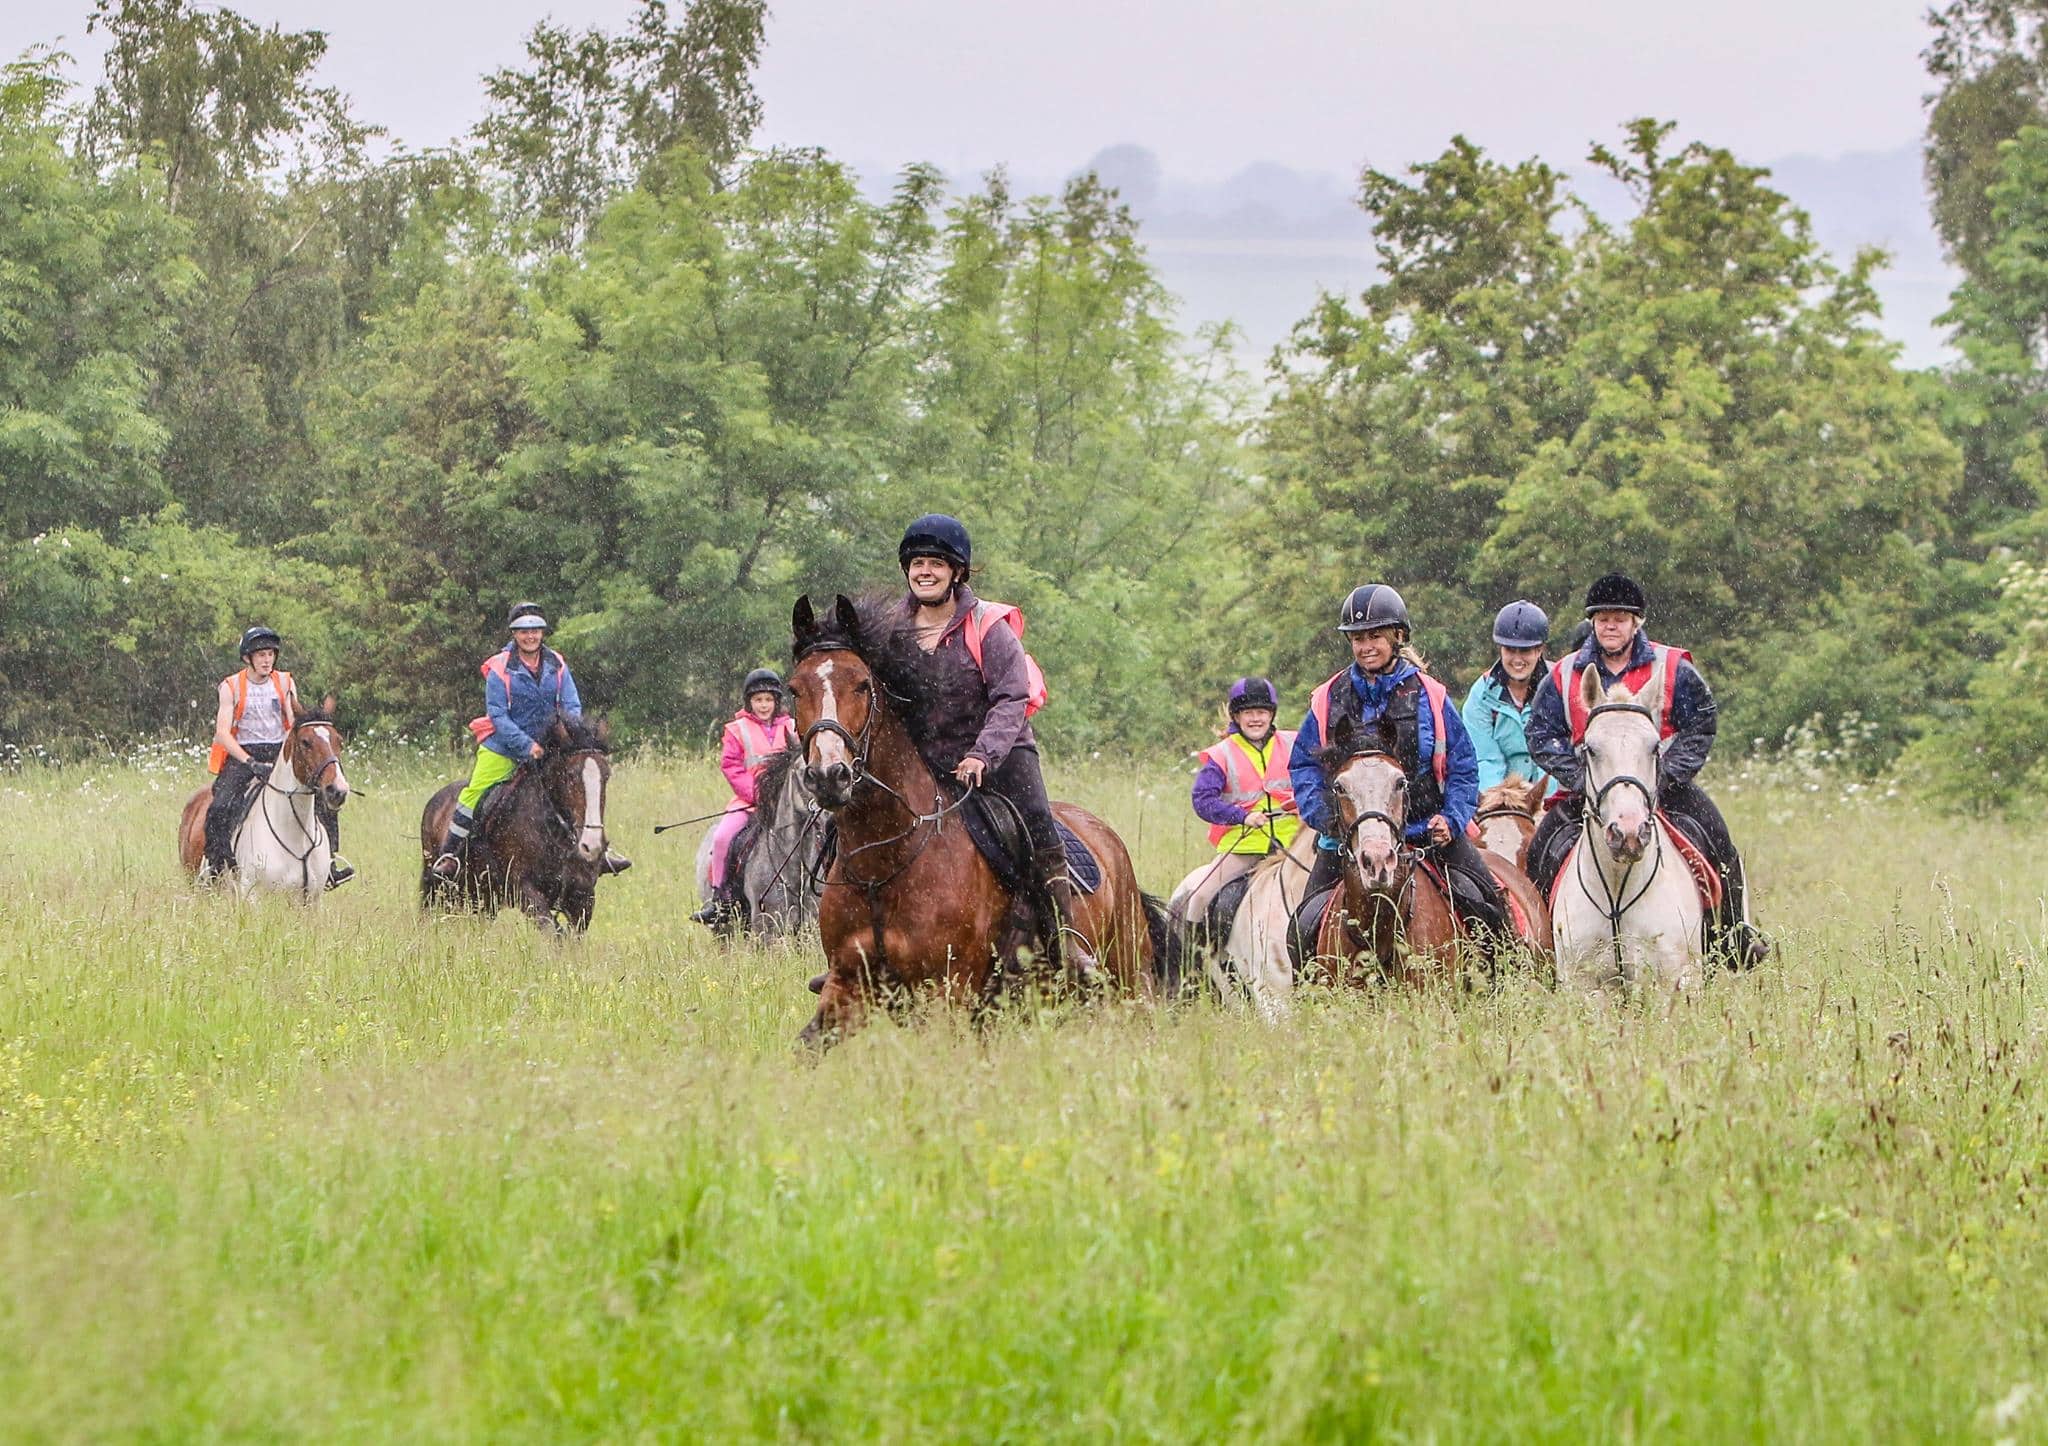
left=0, top=0, right=2040, bottom=806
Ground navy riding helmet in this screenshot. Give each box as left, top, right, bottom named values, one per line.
left=1337, top=583, right=1410, bottom=635
left=1492, top=599, right=1550, bottom=648
left=899, top=514, right=972, bottom=572
left=239, top=625, right=282, bottom=658
left=1583, top=573, right=1646, bottom=617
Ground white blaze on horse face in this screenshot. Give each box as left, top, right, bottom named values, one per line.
left=1337, top=756, right=1402, bottom=876
left=807, top=659, right=851, bottom=774
left=578, top=756, right=605, bottom=860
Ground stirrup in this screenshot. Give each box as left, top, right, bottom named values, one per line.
left=429, top=852, right=461, bottom=880
left=602, top=849, right=633, bottom=875
left=325, top=857, right=356, bottom=890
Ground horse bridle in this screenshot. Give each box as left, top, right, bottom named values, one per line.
left=1574, top=701, right=1665, bottom=957
left=260, top=718, right=346, bottom=798
left=237, top=719, right=346, bottom=892
left=1333, top=750, right=1410, bottom=866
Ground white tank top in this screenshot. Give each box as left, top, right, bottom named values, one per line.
left=235, top=676, right=288, bottom=745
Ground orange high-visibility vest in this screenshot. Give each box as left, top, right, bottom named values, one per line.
left=1308, top=669, right=1451, bottom=786
left=207, top=668, right=296, bottom=775
left=1553, top=642, right=1688, bottom=745
left=960, top=599, right=1049, bottom=716
left=1198, top=729, right=1299, bottom=849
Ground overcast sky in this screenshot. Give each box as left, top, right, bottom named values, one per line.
left=10, top=0, right=1935, bottom=182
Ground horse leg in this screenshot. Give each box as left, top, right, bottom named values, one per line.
left=562, top=886, right=596, bottom=933
left=799, top=970, right=870, bottom=1051
left=517, top=879, right=565, bottom=933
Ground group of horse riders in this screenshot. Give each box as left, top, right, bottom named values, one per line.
left=199, top=511, right=1765, bottom=970
left=1186, top=572, right=1768, bottom=967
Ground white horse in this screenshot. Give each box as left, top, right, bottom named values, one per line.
left=1552, top=665, right=1704, bottom=993
left=180, top=715, right=350, bottom=900
left=1167, top=828, right=1318, bottom=1020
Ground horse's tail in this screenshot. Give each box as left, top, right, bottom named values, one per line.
left=1142, top=891, right=1192, bottom=998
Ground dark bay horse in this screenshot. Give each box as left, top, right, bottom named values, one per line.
left=1305, top=715, right=1551, bottom=991
left=418, top=713, right=615, bottom=932
left=788, top=594, right=1165, bottom=1047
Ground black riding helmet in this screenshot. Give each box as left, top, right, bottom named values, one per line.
left=898, top=514, right=972, bottom=572
left=1492, top=599, right=1550, bottom=648
left=239, top=625, right=282, bottom=658
left=1337, top=583, right=1410, bottom=636
left=1583, top=573, right=1646, bottom=617
left=742, top=667, right=784, bottom=702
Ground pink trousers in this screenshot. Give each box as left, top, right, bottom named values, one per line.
left=706, top=805, right=752, bottom=888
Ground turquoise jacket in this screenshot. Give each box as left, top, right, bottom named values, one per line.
left=1460, top=664, right=1557, bottom=796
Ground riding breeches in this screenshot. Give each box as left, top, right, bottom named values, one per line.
left=987, top=746, right=1062, bottom=855
left=706, top=803, right=752, bottom=890
left=1183, top=847, right=1268, bottom=925
left=458, top=747, right=522, bottom=813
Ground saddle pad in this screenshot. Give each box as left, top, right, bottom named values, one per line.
left=1549, top=813, right=1722, bottom=916
left=960, top=791, right=1102, bottom=895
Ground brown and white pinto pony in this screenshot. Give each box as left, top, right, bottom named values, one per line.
left=788, top=594, right=1164, bottom=1048
left=178, top=705, right=349, bottom=899
left=1472, top=773, right=1543, bottom=871
left=418, top=712, right=615, bottom=932
left=1297, top=713, right=1550, bottom=997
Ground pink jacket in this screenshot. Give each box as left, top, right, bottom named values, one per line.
left=721, top=711, right=795, bottom=805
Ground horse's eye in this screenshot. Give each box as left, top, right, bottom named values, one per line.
left=854, top=680, right=872, bottom=696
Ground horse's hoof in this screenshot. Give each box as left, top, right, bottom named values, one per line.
left=807, top=973, right=826, bottom=995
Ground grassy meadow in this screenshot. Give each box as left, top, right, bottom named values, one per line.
left=1, top=739, right=2046, bottom=1440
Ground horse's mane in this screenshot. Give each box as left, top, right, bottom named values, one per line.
left=543, top=709, right=610, bottom=755
left=755, top=741, right=805, bottom=823
left=1315, top=712, right=1399, bottom=775
left=1478, top=773, right=1541, bottom=817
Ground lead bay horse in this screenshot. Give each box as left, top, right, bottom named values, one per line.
left=1297, top=714, right=1550, bottom=998
left=418, top=713, right=616, bottom=932
left=788, top=594, right=1165, bottom=1047
left=178, top=709, right=350, bottom=899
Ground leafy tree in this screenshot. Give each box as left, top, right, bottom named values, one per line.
left=1259, top=122, right=1958, bottom=701
left=476, top=0, right=768, bottom=250
left=1923, top=1, right=2048, bottom=277
left=0, top=52, right=191, bottom=541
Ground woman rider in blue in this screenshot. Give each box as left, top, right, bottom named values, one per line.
left=1289, top=583, right=1508, bottom=945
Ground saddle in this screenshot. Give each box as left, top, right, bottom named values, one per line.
left=1549, top=811, right=1724, bottom=917
left=958, top=790, right=1103, bottom=896
left=1286, top=857, right=1537, bottom=978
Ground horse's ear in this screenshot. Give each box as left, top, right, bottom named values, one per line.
left=833, top=594, right=860, bottom=641
left=1580, top=660, right=1604, bottom=712
left=1327, top=714, right=1358, bottom=758
left=594, top=717, right=611, bottom=748
left=1375, top=712, right=1400, bottom=757
left=319, top=692, right=337, bottom=717
left=792, top=594, right=817, bottom=643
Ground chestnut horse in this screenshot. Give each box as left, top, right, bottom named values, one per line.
left=177, top=709, right=349, bottom=899
left=418, top=712, right=615, bottom=932
left=788, top=594, right=1164, bottom=1047
left=1299, top=714, right=1550, bottom=995
left=1472, top=774, right=1542, bottom=870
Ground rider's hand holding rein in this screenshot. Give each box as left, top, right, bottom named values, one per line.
left=1427, top=815, right=1453, bottom=846
left=955, top=756, right=986, bottom=788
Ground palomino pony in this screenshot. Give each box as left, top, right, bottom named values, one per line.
left=1472, top=774, right=1543, bottom=870
left=693, top=746, right=824, bottom=940
left=178, top=709, right=350, bottom=899
left=1167, top=827, right=1319, bottom=1020
left=1296, top=714, right=1550, bottom=998
left=788, top=594, right=1164, bottom=1047
left=418, top=712, right=615, bottom=932
left=1552, top=668, right=1706, bottom=993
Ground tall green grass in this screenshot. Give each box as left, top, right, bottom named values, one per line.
left=0, top=745, right=2043, bottom=1440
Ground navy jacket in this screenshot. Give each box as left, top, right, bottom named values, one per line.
left=1525, top=632, right=1716, bottom=793
left=1289, top=661, right=1480, bottom=843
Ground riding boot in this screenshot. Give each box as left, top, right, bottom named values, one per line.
left=201, top=803, right=236, bottom=878
left=430, top=805, right=475, bottom=881
left=1719, top=853, right=1772, bottom=969
left=602, top=848, right=633, bottom=875
left=320, top=806, right=353, bottom=889
left=1035, top=845, right=1101, bottom=989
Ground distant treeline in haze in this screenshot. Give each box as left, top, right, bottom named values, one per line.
left=2, top=0, right=2045, bottom=811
